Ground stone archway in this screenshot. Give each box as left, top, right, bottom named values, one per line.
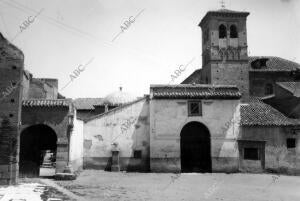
left=180, top=121, right=212, bottom=173
left=19, top=124, right=57, bottom=177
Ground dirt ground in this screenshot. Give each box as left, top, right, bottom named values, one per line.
left=55, top=170, right=300, bottom=201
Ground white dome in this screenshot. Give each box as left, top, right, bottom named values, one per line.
left=103, top=87, right=136, bottom=106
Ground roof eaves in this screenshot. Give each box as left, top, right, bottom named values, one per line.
left=22, top=99, right=71, bottom=107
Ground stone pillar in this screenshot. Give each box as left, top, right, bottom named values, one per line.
left=55, top=105, right=76, bottom=180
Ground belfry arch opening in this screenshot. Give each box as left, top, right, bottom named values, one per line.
left=180, top=121, right=212, bottom=173
left=230, top=25, right=238, bottom=38
left=219, top=24, right=227, bottom=38
left=19, top=124, right=57, bottom=178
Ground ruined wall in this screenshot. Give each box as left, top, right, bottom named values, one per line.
left=39, top=78, right=58, bottom=98
left=240, top=126, right=300, bottom=174
left=83, top=98, right=150, bottom=171
left=21, top=106, right=70, bottom=173
left=0, top=34, right=24, bottom=184
left=150, top=99, right=240, bottom=173
left=28, top=78, right=58, bottom=99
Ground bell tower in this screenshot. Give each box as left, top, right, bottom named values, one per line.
left=199, top=9, right=250, bottom=101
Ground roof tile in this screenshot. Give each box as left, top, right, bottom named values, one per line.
left=73, top=98, right=104, bottom=110
left=241, top=100, right=299, bottom=126
left=22, top=99, right=71, bottom=107
left=151, top=84, right=241, bottom=99
left=249, top=56, right=300, bottom=72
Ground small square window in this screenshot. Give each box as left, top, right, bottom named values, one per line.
left=287, top=138, right=296, bottom=149
left=188, top=101, right=202, bottom=116
left=244, top=148, right=259, bottom=160
left=133, top=150, right=142, bottom=159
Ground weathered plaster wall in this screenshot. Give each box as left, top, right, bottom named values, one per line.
left=240, top=127, right=300, bottom=174
left=21, top=107, right=70, bottom=173
left=150, top=99, right=240, bottom=173
left=70, top=115, right=84, bottom=172
left=83, top=98, right=150, bottom=171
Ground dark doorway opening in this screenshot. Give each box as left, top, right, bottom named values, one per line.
left=19, top=124, right=57, bottom=178
left=180, top=122, right=212, bottom=173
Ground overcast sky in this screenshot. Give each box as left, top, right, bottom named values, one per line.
left=0, top=0, right=299, bottom=98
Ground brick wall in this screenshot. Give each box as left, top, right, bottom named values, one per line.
left=0, top=33, right=24, bottom=185
left=211, top=62, right=249, bottom=101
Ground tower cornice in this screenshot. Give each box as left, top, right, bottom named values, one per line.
left=199, top=9, right=250, bottom=27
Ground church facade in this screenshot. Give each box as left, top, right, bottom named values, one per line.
left=80, top=9, right=300, bottom=174
left=0, top=8, right=300, bottom=185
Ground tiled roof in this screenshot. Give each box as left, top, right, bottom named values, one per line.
left=241, top=100, right=299, bottom=126
left=276, top=82, right=300, bottom=97
left=73, top=98, right=104, bottom=110
left=150, top=84, right=241, bottom=99
left=181, top=57, right=300, bottom=85
left=249, top=56, right=300, bottom=72
left=22, top=99, right=71, bottom=107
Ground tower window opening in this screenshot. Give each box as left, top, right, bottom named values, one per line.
left=219, top=24, right=227, bottom=39
left=230, top=25, right=238, bottom=38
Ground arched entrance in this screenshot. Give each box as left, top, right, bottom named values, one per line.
left=180, top=121, right=212, bottom=173
left=19, top=124, right=57, bottom=177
